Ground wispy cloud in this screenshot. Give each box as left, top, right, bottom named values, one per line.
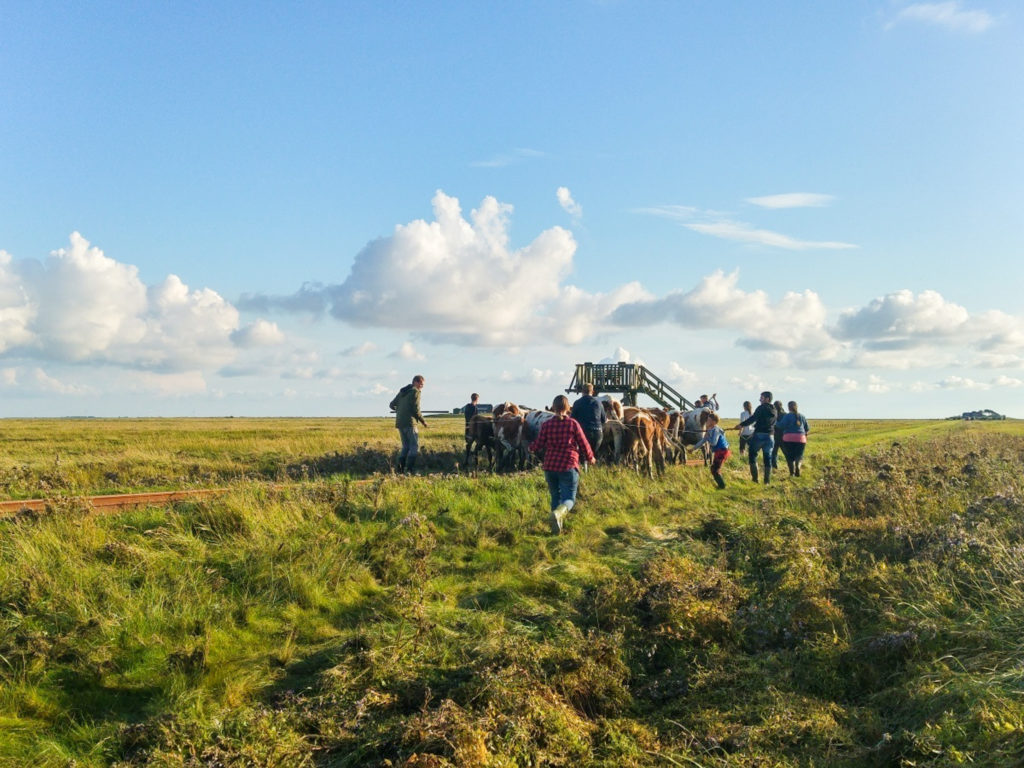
left=557, top=186, right=583, bottom=219
left=746, top=193, right=835, bottom=209
left=938, top=375, right=990, bottom=390
left=637, top=205, right=856, bottom=250
left=685, top=220, right=857, bottom=250
left=887, top=2, right=994, bottom=33
left=340, top=341, right=378, bottom=357
left=500, top=368, right=558, bottom=385
left=471, top=147, right=546, bottom=168
left=825, top=375, right=861, bottom=393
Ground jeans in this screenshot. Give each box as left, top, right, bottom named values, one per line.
left=544, top=468, right=579, bottom=511
left=398, top=426, right=419, bottom=463
left=748, top=432, right=774, bottom=468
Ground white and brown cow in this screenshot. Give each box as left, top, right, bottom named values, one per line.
left=494, top=412, right=529, bottom=472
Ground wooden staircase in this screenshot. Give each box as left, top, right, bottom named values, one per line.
left=565, top=363, right=695, bottom=411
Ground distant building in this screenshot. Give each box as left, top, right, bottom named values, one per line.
left=960, top=409, right=1006, bottom=421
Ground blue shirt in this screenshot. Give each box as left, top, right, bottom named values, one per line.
left=777, top=412, right=810, bottom=435
left=693, top=425, right=729, bottom=452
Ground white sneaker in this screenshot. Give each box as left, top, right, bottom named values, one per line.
left=549, top=503, right=569, bottom=534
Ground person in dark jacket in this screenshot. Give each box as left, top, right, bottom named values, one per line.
left=571, top=384, right=607, bottom=461
left=463, top=393, right=480, bottom=437
left=734, top=390, right=776, bottom=484
left=777, top=401, right=810, bottom=477
left=389, top=375, right=427, bottom=473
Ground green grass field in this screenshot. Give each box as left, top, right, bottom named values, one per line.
left=1, top=417, right=1023, bottom=766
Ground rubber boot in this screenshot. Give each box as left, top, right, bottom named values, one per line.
left=787, top=459, right=795, bottom=477
left=713, top=472, right=726, bottom=490
left=795, top=461, right=802, bottom=477
left=405, top=455, right=417, bottom=474
left=763, top=462, right=772, bottom=485
left=749, top=462, right=758, bottom=482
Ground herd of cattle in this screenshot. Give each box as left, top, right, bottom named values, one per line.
left=463, top=396, right=715, bottom=477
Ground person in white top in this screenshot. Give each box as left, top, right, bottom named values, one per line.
left=738, top=400, right=755, bottom=455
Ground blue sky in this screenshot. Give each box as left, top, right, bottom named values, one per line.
left=1, top=1, right=1022, bottom=417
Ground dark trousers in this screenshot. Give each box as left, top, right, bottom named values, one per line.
left=748, top=432, right=774, bottom=482
left=781, top=440, right=806, bottom=475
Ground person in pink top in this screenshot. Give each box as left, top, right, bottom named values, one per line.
left=529, top=394, right=596, bottom=534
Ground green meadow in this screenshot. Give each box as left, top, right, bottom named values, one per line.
left=2, top=417, right=1024, bottom=766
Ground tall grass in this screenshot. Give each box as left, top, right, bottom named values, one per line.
left=0, top=419, right=1022, bottom=765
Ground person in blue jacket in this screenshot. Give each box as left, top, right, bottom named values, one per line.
left=777, top=401, right=810, bottom=477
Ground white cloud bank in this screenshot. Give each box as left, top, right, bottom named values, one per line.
left=887, top=2, right=994, bottom=33
left=242, top=192, right=1023, bottom=378
left=0, top=233, right=244, bottom=372
left=241, top=190, right=649, bottom=346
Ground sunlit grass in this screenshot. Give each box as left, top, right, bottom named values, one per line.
left=0, top=417, right=1022, bottom=765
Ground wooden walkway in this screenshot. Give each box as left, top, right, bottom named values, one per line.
left=0, top=488, right=230, bottom=520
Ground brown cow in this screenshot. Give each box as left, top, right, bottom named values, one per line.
left=622, top=407, right=665, bottom=478
left=464, top=413, right=495, bottom=470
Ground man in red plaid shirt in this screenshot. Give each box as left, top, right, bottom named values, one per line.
left=530, top=395, right=596, bottom=534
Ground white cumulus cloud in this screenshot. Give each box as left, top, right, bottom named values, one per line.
left=0, top=233, right=245, bottom=372
left=242, top=190, right=649, bottom=346
left=231, top=319, right=285, bottom=348
left=391, top=341, right=425, bottom=361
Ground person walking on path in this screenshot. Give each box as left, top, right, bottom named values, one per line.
left=571, top=384, right=607, bottom=464
left=777, top=401, right=810, bottom=477
left=771, top=400, right=785, bottom=469
left=690, top=411, right=731, bottom=489
left=530, top=394, right=596, bottom=535
left=735, top=391, right=777, bottom=484
left=738, top=400, right=754, bottom=455
left=389, top=375, right=428, bottom=473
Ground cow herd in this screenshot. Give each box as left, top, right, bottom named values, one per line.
left=463, top=397, right=715, bottom=478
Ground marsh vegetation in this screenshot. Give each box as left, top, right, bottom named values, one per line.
left=1, top=417, right=1023, bottom=766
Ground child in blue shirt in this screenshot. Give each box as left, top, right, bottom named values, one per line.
left=691, top=411, right=731, bottom=490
